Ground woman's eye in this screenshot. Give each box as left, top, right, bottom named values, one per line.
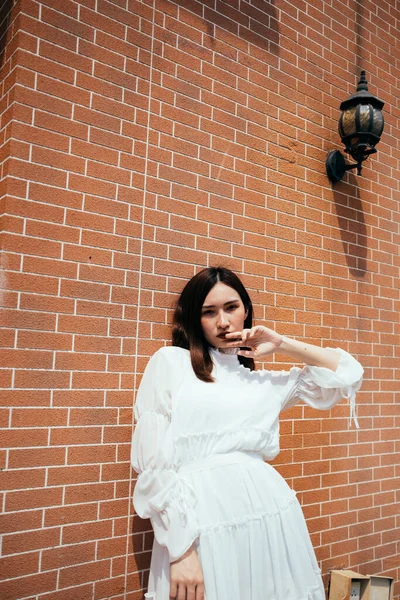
left=202, top=310, right=214, bottom=316
left=227, top=304, right=238, bottom=311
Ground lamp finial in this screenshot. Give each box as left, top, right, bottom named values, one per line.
left=357, top=71, right=368, bottom=92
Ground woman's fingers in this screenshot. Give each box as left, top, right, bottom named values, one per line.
left=225, top=327, right=264, bottom=345
left=225, top=327, right=279, bottom=355
left=237, top=349, right=255, bottom=358
left=177, top=583, right=186, bottom=600
left=170, top=580, right=178, bottom=599
left=187, top=584, right=198, bottom=600
left=196, top=583, right=205, bottom=600
left=173, top=583, right=201, bottom=600
left=223, top=331, right=247, bottom=347
left=241, top=328, right=251, bottom=343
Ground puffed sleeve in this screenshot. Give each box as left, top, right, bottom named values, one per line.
left=130, top=348, right=198, bottom=562
left=281, top=348, right=364, bottom=428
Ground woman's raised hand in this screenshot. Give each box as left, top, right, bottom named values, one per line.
left=225, top=325, right=283, bottom=359
left=170, top=545, right=204, bottom=600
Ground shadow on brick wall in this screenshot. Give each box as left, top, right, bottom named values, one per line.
left=0, top=0, right=13, bottom=66
left=193, top=0, right=280, bottom=54
left=132, top=514, right=153, bottom=593
left=332, top=174, right=367, bottom=277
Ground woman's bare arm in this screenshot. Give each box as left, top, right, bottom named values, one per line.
left=225, top=326, right=340, bottom=371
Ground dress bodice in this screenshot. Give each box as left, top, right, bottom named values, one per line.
left=171, top=348, right=289, bottom=464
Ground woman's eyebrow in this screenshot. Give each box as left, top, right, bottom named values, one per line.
left=202, top=299, right=240, bottom=309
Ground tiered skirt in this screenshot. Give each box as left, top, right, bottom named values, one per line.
left=149, top=451, right=325, bottom=600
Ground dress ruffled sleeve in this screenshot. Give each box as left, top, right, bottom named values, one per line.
left=130, top=349, right=198, bottom=562
left=281, top=348, right=364, bottom=428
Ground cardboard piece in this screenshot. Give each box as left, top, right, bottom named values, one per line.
left=329, top=569, right=370, bottom=600
left=366, top=575, right=394, bottom=600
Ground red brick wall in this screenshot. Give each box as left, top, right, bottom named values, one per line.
left=1, top=1, right=399, bottom=598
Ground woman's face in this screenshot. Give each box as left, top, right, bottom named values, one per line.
left=200, top=282, right=248, bottom=348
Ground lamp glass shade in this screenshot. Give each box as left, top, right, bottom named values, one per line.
left=372, top=109, right=384, bottom=136
left=339, top=107, right=356, bottom=138
left=339, top=102, right=384, bottom=158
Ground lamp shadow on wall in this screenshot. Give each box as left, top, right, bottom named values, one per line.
left=332, top=174, right=367, bottom=278
left=199, top=0, right=280, bottom=54
left=131, top=515, right=153, bottom=587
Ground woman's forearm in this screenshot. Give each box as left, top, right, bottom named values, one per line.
left=278, top=336, right=340, bottom=371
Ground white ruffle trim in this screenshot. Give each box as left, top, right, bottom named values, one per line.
left=200, top=490, right=298, bottom=535
left=174, top=428, right=277, bottom=464
left=167, top=476, right=198, bottom=524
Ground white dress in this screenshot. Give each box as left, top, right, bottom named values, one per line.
left=131, top=346, right=363, bottom=600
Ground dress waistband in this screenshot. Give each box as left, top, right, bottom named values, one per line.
left=178, top=451, right=264, bottom=475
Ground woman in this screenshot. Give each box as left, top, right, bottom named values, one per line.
left=131, top=267, right=363, bottom=600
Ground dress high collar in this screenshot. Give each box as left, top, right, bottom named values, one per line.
left=210, top=348, right=239, bottom=364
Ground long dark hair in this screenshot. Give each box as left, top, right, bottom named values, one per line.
left=172, top=267, right=255, bottom=382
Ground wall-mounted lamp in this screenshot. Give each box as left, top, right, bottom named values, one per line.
left=326, top=71, right=384, bottom=183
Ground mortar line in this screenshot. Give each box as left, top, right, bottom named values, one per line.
left=123, top=0, right=157, bottom=596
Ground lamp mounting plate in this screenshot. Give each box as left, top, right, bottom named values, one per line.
left=326, top=150, right=346, bottom=182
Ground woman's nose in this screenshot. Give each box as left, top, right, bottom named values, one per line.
left=217, top=311, right=229, bottom=328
